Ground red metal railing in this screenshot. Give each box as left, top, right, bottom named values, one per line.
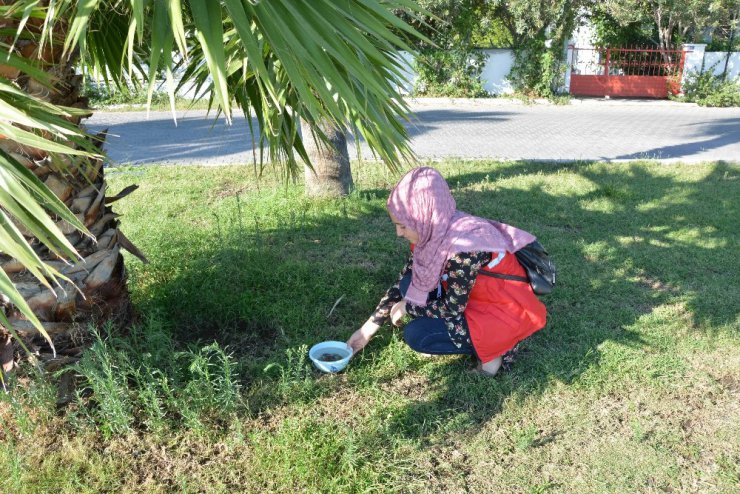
left=569, top=46, right=686, bottom=98
left=570, top=46, right=685, bottom=77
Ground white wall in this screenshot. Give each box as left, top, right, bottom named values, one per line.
left=479, top=49, right=515, bottom=95
left=394, top=51, right=416, bottom=95
left=105, top=49, right=518, bottom=100
left=569, top=17, right=596, bottom=48
left=396, top=49, right=516, bottom=96
left=403, top=44, right=739, bottom=95
left=682, top=44, right=740, bottom=86
left=102, top=46, right=738, bottom=104
left=699, top=52, right=740, bottom=80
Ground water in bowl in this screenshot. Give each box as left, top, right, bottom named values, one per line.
left=319, top=351, right=348, bottom=362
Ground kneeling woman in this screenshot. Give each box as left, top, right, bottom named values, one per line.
left=347, top=167, right=547, bottom=376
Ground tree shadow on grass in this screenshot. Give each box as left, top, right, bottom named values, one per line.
left=127, top=160, right=738, bottom=441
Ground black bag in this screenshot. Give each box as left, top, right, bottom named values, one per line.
left=480, top=241, right=556, bottom=295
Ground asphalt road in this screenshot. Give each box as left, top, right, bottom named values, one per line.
left=86, top=98, right=740, bottom=165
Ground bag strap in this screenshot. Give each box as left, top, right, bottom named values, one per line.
left=477, top=270, right=529, bottom=283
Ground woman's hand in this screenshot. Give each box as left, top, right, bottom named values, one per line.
left=347, top=320, right=380, bottom=355
left=390, top=301, right=407, bottom=326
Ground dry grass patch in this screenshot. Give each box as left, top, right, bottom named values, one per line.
left=456, top=350, right=740, bottom=493
left=379, top=369, right=433, bottom=401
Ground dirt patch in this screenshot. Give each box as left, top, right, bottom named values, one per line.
left=636, top=274, right=677, bottom=294
left=242, top=380, right=380, bottom=437
left=379, top=371, right=431, bottom=401
left=97, top=430, right=255, bottom=492
left=409, top=440, right=473, bottom=494
left=718, top=374, right=740, bottom=394
left=312, top=387, right=372, bottom=425
left=207, top=183, right=251, bottom=202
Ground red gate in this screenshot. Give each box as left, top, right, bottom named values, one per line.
left=569, top=46, right=686, bottom=98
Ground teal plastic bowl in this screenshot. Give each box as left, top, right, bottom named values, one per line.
left=309, top=341, right=353, bottom=373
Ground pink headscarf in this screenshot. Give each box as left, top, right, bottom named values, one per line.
left=387, top=167, right=535, bottom=306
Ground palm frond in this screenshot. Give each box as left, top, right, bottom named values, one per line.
left=1, top=0, right=430, bottom=352
left=0, top=15, right=98, bottom=348
left=0, top=149, right=87, bottom=354
left=63, top=0, right=428, bottom=175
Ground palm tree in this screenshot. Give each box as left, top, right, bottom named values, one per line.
left=0, top=0, right=425, bottom=376
left=302, top=119, right=354, bottom=197
left=0, top=1, right=132, bottom=375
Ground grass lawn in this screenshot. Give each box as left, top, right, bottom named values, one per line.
left=1, top=159, right=738, bottom=493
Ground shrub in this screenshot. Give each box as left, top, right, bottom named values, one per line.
left=67, top=320, right=244, bottom=436
left=82, top=80, right=170, bottom=108
left=509, top=39, right=568, bottom=99
left=413, top=49, right=488, bottom=98
left=680, top=70, right=740, bottom=107
left=68, top=328, right=135, bottom=438
left=700, top=80, right=740, bottom=107
left=399, top=0, right=490, bottom=98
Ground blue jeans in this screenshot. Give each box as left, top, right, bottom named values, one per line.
left=399, top=273, right=475, bottom=356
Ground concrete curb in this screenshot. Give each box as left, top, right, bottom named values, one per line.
left=96, top=97, right=718, bottom=112
left=405, top=96, right=702, bottom=108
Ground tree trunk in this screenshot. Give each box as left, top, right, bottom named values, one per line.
left=721, top=10, right=737, bottom=81
left=301, top=119, right=354, bottom=197
left=0, top=10, right=144, bottom=370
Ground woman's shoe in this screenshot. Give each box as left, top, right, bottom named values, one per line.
left=470, top=357, right=502, bottom=377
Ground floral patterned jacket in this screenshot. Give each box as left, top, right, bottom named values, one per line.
left=371, top=251, right=492, bottom=348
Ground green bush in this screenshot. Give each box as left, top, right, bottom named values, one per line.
left=82, top=81, right=170, bottom=108
left=509, top=39, right=568, bottom=99
left=680, top=70, right=740, bottom=107
left=68, top=328, right=135, bottom=438
left=700, top=80, right=740, bottom=107
left=399, top=0, right=491, bottom=98
left=413, top=49, right=488, bottom=97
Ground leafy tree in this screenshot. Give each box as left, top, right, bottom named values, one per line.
left=588, top=3, right=659, bottom=47
left=490, top=0, right=583, bottom=44
left=492, top=0, right=585, bottom=96
left=0, top=0, right=426, bottom=372
left=705, top=4, right=739, bottom=52
left=600, top=0, right=739, bottom=51
left=471, top=15, right=516, bottom=47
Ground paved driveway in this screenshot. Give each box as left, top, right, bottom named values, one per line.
left=86, top=99, right=740, bottom=165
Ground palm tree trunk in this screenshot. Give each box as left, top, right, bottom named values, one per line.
left=0, top=12, right=143, bottom=370
left=301, top=119, right=354, bottom=197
